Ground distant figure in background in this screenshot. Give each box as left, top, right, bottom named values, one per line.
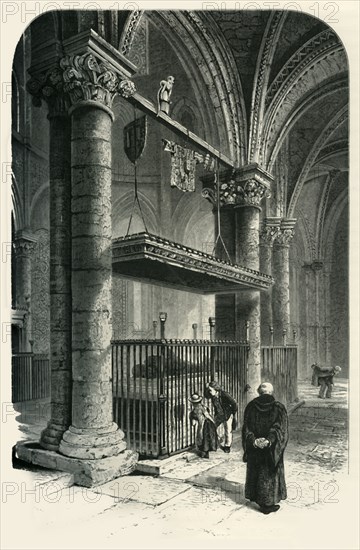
left=189, top=393, right=218, bottom=459
left=206, top=381, right=238, bottom=453
left=242, top=382, right=288, bottom=515
left=311, top=364, right=342, bottom=399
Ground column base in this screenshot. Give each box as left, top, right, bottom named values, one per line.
left=15, top=440, right=138, bottom=488
left=40, top=422, right=68, bottom=452
left=59, top=422, right=127, bottom=460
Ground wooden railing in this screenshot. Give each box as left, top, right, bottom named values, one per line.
left=261, top=345, right=298, bottom=404
left=112, top=339, right=249, bottom=458
left=12, top=353, right=50, bottom=402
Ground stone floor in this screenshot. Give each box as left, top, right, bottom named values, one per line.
left=2, top=381, right=358, bottom=550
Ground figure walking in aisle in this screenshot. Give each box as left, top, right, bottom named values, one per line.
left=206, top=381, right=238, bottom=453
left=189, top=393, right=218, bottom=459
left=311, top=363, right=342, bottom=398
left=242, top=382, right=288, bottom=514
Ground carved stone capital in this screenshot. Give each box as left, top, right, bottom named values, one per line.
left=311, top=259, right=324, bottom=271
left=27, top=54, right=137, bottom=117
left=26, top=65, right=70, bottom=116
left=303, top=259, right=324, bottom=272
left=235, top=178, right=270, bottom=208
left=118, top=79, right=137, bottom=98
left=201, top=177, right=237, bottom=207
left=13, top=232, right=37, bottom=257
left=260, top=218, right=282, bottom=246
left=60, top=53, right=136, bottom=112
left=274, top=219, right=296, bottom=247
left=234, top=163, right=272, bottom=209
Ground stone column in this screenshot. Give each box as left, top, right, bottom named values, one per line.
left=202, top=166, right=272, bottom=397
left=272, top=219, right=296, bottom=345
left=215, top=205, right=236, bottom=339
left=234, top=170, right=271, bottom=399
left=259, top=218, right=281, bottom=345
left=27, top=69, right=73, bottom=451
left=13, top=231, right=37, bottom=351
left=202, top=174, right=237, bottom=340
left=17, top=38, right=138, bottom=486
left=57, top=53, right=138, bottom=473
left=43, top=111, right=73, bottom=449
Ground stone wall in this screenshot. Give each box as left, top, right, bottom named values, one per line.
left=329, top=205, right=349, bottom=375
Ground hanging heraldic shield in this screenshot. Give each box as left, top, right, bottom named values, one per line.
left=124, top=115, right=147, bottom=164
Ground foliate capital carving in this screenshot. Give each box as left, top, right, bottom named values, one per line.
left=260, top=222, right=281, bottom=246
left=202, top=178, right=237, bottom=207
left=235, top=179, right=270, bottom=208
left=274, top=220, right=296, bottom=247
left=202, top=178, right=270, bottom=209
left=27, top=54, right=137, bottom=115
left=13, top=235, right=37, bottom=257
left=26, top=66, right=70, bottom=115
left=274, top=228, right=295, bottom=246
left=118, top=79, right=137, bottom=98
left=60, top=53, right=133, bottom=110
left=202, top=165, right=273, bottom=209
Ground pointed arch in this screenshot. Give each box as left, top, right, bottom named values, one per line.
left=287, top=105, right=348, bottom=217
left=120, top=10, right=247, bottom=165
left=248, top=10, right=287, bottom=164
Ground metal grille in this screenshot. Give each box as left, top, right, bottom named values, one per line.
left=12, top=353, right=50, bottom=402
left=112, top=339, right=249, bottom=458
left=261, top=345, right=298, bottom=404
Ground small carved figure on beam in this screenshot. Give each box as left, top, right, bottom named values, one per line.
left=157, top=75, right=175, bottom=115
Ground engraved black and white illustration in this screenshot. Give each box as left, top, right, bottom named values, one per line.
left=1, top=5, right=358, bottom=550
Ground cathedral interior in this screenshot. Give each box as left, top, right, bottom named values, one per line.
left=10, top=9, right=349, bottom=482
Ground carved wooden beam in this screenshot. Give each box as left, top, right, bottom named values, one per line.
left=126, top=92, right=235, bottom=169
left=112, top=232, right=273, bottom=294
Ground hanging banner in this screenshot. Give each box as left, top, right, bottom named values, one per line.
left=162, top=139, right=216, bottom=193
left=124, top=115, right=147, bottom=164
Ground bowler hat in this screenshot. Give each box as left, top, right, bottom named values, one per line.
left=189, top=393, right=202, bottom=404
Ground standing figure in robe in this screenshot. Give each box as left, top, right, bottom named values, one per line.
left=189, top=393, right=218, bottom=459
left=242, top=382, right=288, bottom=514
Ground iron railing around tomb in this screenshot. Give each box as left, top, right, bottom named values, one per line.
left=112, top=339, right=249, bottom=458
left=261, top=345, right=298, bottom=405
left=12, top=353, right=50, bottom=402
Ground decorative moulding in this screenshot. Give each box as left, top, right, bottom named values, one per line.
left=112, top=232, right=274, bottom=295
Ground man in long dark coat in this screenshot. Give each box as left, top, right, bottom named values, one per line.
left=242, top=382, right=288, bottom=514
left=206, top=381, right=238, bottom=453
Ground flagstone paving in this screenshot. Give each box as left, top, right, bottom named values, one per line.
left=3, top=379, right=356, bottom=549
